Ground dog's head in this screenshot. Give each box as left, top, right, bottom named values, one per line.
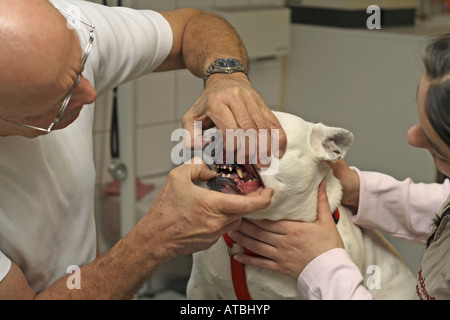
left=206, top=111, right=354, bottom=222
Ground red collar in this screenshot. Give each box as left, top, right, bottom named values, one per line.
left=223, top=208, right=340, bottom=300
left=222, top=232, right=255, bottom=300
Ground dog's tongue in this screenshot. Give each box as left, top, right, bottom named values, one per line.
left=238, top=179, right=261, bottom=194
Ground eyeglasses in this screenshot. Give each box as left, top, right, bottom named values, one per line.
left=0, top=8, right=95, bottom=133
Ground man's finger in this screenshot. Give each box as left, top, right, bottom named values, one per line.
left=261, top=107, right=287, bottom=159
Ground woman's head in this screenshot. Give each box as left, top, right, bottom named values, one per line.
left=408, top=34, right=450, bottom=177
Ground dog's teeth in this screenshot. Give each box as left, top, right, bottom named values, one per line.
left=228, top=166, right=233, bottom=172
left=236, top=168, right=243, bottom=179
left=226, top=174, right=231, bottom=178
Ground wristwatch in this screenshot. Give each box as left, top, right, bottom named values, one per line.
left=203, top=58, right=248, bottom=88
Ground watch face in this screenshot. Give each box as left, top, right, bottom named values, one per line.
left=204, top=59, right=247, bottom=87
left=215, top=58, right=239, bottom=68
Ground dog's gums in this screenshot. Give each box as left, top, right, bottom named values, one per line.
left=207, top=163, right=263, bottom=195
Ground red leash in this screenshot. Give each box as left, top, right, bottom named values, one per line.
left=223, top=208, right=340, bottom=300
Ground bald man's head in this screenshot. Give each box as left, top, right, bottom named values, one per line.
left=0, top=0, right=82, bottom=117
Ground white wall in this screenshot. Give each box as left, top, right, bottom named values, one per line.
left=285, top=24, right=435, bottom=183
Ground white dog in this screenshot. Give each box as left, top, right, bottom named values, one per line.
left=187, top=111, right=416, bottom=300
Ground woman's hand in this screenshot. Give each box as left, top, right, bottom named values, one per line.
left=229, top=181, right=344, bottom=279
left=329, top=160, right=360, bottom=208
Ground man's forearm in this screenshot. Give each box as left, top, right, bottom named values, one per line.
left=35, top=215, right=165, bottom=300
left=182, top=10, right=248, bottom=77
left=158, top=9, right=248, bottom=77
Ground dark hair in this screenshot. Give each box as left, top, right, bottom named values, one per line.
left=423, top=33, right=450, bottom=147
left=423, top=34, right=450, bottom=248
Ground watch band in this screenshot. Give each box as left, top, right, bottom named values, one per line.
left=203, top=58, right=248, bottom=88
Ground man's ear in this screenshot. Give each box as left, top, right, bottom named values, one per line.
left=310, top=123, right=354, bottom=162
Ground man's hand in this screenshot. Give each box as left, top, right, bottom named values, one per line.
left=159, top=9, right=287, bottom=167
left=143, top=158, right=274, bottom=260
left=182, top=73, right=287, bottom=167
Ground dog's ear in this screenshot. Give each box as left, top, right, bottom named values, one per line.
left=310, top=123, right=354, bottom=162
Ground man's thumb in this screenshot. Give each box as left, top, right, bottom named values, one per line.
left=189, top=157, right=217, bottom=182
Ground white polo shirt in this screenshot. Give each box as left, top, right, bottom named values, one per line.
left=0, top=0, right=172, bottom=292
